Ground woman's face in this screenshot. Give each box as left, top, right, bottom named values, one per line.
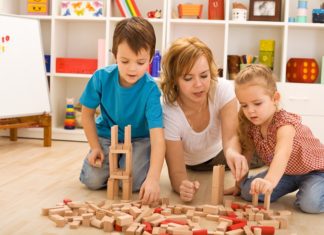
left=177, top=55, right=211, bottom=104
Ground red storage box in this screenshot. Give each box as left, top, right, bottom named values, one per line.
left=56, top=58, right=98, bottom=74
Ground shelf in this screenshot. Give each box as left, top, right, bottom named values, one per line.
left=54, top=16, right=106, bottom=22
left=54, top=73, right=92, bottom=79
left=1, top=0, right=323, bottom=142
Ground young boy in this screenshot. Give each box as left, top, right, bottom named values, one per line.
left=79, top=17, right=165, bottom=204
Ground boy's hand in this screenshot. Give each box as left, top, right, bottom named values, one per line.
left=87, top=148, right=104, bottom=168
left=226, top=151, right=249, bottom=182
left=179, top=180, right=200, bottom=202
left=139, top=178, right=160, bottom=205
left=250, top=178, right=273, bottom=195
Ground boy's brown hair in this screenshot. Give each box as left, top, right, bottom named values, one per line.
left=112, top=17, right=156, bottom=60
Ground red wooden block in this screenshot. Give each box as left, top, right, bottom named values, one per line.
left=251, top=226, right=275, bottom=235
left=63, top=198, right=72, bottom=204
left=193, top=229, right=208, bottom=235
left=227, top=222, right=247, bottom=231
left=154, top=207, right=163, bottom=214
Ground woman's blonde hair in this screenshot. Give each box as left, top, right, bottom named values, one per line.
left=234, top=64, right=278, bottom=152
left=160, top=37, right=218, bottom=105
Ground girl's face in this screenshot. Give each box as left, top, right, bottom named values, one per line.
left=236, top=82, right=279, bottom=128
left=115, top=41, right=151, bottom=88
left=177, top=55, right=211, bottom=104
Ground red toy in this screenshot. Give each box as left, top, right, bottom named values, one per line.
left=286, top=58, right=319, bottom=83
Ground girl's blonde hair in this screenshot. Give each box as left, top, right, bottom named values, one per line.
left=234, top=64, right=278, bottom=152
left=160, top=37, right=218, bottom=105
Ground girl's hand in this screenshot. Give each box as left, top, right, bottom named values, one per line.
left=226, top=151, right=249, bottom=182
left=179, top=180, right=200, bottom=202
left=250, top=178, right=274, bottom=195
left=87, top=148, right=104, bottom=168
left=139, top=178, right=160, bottom=205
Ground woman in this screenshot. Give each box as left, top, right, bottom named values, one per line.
left=160, top=37, right=250, bottom=202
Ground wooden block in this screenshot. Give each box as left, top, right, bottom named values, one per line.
left=69, top=220, right=81, bottom=229
left=107, top=178, right=118, bottom=200
left=90, top=217, right=103, bottom=229
left=253, top=227, right=262, bottom=235
left=252, top=193, right=259, bottom=207
left=122, top=177, right=132, bottom=200
left=202, top=204, right=219, bottom=215
left=109, top=152, right=119, bottom=175
left=111, top=125, right=118, bottom=148
left=206, top=214, right=219, bottom=221
left=211, top=165, right=225, bottom=205
left=216, top=221, right=228, bottom=232
left=124, top=125, right=131, bottom=148
left=243, top=225, right=254, bottom=235
left=264, top=192, right=271, bottom=210
left=224, top=228, right=244, bottom=235
left=116, top=214, right=134, bottom=226
left=102, top=216, right=115, bottom=232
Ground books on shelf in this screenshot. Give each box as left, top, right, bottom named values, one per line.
left=116, top=0, right=141, bottom=17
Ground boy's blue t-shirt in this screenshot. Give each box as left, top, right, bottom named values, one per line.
left=79, top=64, right=163, bottom=140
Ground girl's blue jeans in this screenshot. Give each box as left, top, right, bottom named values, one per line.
left=240, top=170, right=324, bottom=214
left=79, top=137, right=150, bottom=192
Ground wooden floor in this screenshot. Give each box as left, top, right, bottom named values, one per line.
left=0, top=137, right=324, bottom=235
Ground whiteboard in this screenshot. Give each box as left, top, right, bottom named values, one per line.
left=0, top=14, right=51, bottom=118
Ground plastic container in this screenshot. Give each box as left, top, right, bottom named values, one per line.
left=151, top=50, right=161, bottom=78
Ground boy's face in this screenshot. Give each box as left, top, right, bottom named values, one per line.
left=115, top=41, right=151, bottom=87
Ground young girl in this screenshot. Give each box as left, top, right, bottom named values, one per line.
left=234, top=64, right=324, bottom=213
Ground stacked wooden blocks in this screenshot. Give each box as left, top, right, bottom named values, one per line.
left=107, top=125, right=133, bottom=201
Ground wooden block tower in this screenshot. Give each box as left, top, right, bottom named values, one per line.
left=211, top=165, right=225, bottom=205
left=107, top=125, right=132, bottom=200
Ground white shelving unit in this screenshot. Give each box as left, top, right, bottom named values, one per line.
left=1, top=0, right=324, bottom=142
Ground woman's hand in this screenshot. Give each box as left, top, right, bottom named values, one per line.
left=226, top=150, right=249, bottom=182
left=224, top=184, right=241, bottom=196
left=250, top=178, right=274, bottom=195
left=87, top=148, right=104, bottom=167
left=179, top=180, right=200, bottom=202
left=139, top=177, right=160, bottom=205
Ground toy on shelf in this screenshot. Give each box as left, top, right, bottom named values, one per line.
left=178, top=4, right=203, bottom=19
left=107, top=125, right=132, bottom=200
left=60, top=0, right=103, bottom=17
left=116, top=0, right=141, bottom=17
left=27, top=0, right=49, bottom=15
left=259, top=40, right=275, bottom=70
left=312, top=9, right=324, bottom=23
left=286, top=58, right=319, bottom=83
left=232, top=2, right=248, bottom=21
left=147, top=9, right=162, bottom=18
left=208, top=0, right=224, bottom=20
left=289, top=0, right=308, bottom=23
left=64, top=98, right=76, bottom=130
